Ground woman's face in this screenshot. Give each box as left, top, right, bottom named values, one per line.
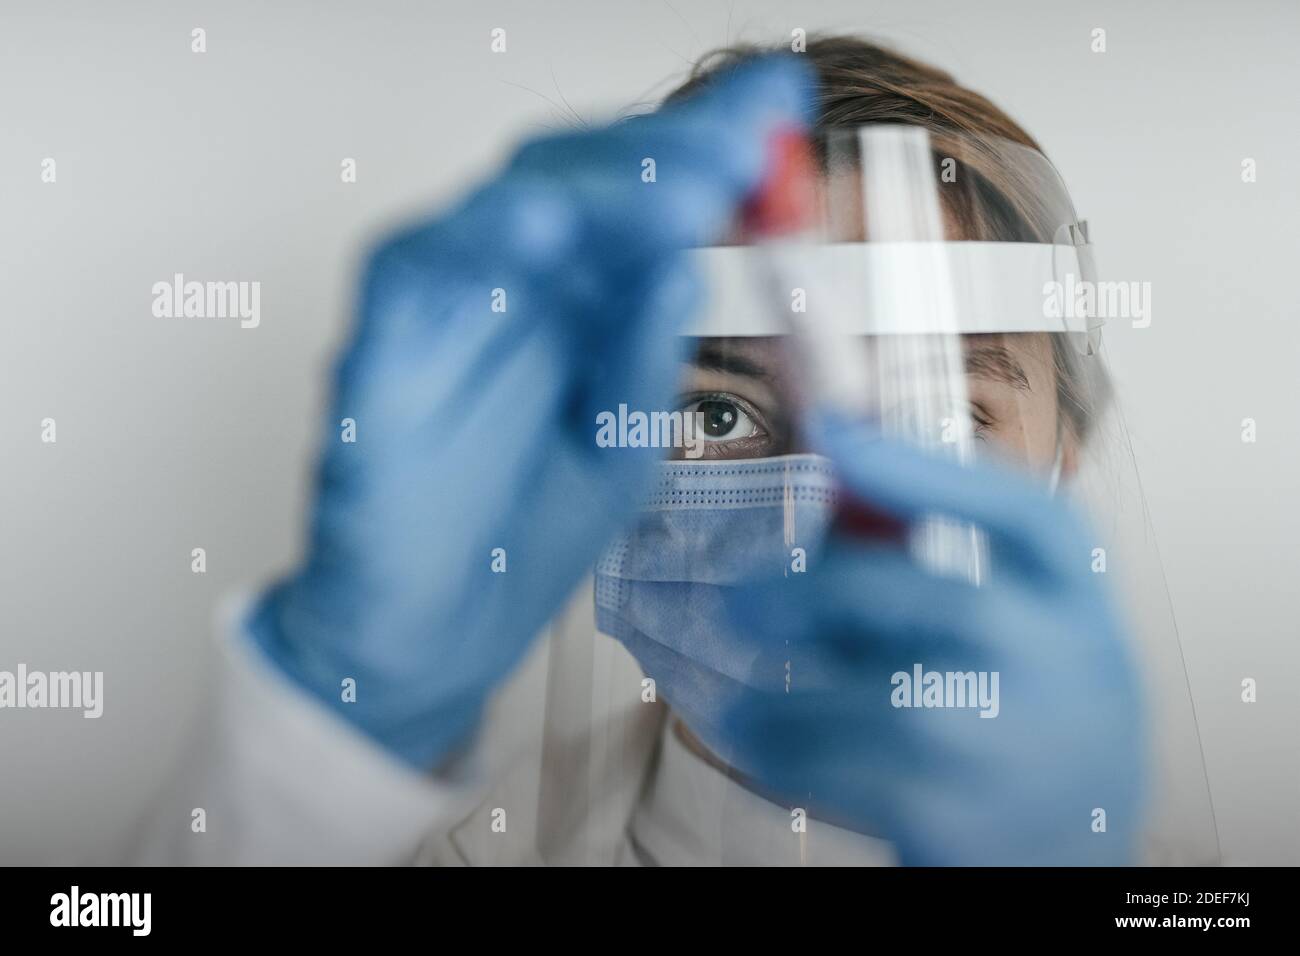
left=676, top=332, right=1071, bottom=477
left=681, top=158, right=1079, bottom=479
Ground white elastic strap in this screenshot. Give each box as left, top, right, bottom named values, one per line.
left=1047, top=440, right=1065, bottom=495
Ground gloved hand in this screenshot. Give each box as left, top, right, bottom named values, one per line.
left=247, top=57, right=815, bottom=769
left=712, top=412, right=1147, bottom=865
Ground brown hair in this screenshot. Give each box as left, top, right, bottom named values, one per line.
left=665, top=36, right=1106, bottom=442
left=668, top=36, right=1041, bottom=144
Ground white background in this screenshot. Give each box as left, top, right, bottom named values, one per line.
left=2, top=0, right=1297, bottom=863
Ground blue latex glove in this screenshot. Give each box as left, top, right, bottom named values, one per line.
left=248, top=57, right=815, bottom=769
left=713, top=412, right=1147, bottom=865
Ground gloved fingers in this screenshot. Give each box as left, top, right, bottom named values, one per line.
left=723, top=540, right=1016, bottom=666
left=365, top=174, right=581, bottom=277
left=808, top=409, right=1093, bottom=591
left=332, top=257, right=693, bottom=492
left=663, top=53, right=815, bottom=135
left=343, top=189, right=703, bottom=450
left=339, top=55, right=813, bottom=445
left=552, top=163, right=739, bottom=272
left=331, top=283, right=529, bottom=436
left=574, top=255, right=702, bottom=459
left=503, top=136, right=758, bottom=260
left=316, top=321, right=577, bottom=571
left=506, top=54, right=815, bottom=245
left=717, top=689, right=937, bottom=825
left=350, top=176, right=635, bottom=361
left=875, top=726, right=1146, bottom=866
left=512, top=54, right=814, bottom=172
left=718, top=688, right=1102, bottom=864
left=708, top=638, right=1143, bottom=865
left=492, top=56, right=812, bottom=268
left=334, top=227, right=551, bottom=430
left=384, top=56, right=810, bottom=279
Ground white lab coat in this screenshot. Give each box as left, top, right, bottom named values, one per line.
left=133, top=586, right=895, bottom=866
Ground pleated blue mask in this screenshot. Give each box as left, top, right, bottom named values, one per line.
left=595, top=454, right=837, bottom=731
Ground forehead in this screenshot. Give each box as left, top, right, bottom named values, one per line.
left=720, top=164, right=964, bottom=245
left=811, top=164, right=977, bottom=243
left=690, top=333, right=1053, bottom=392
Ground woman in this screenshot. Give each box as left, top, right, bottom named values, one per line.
left=137, top=36, right=1216, bottom=866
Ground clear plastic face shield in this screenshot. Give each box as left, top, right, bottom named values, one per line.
left=515, top=125, right=1216, bottom=866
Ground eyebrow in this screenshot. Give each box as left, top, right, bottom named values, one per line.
left=690, top=340, right=772, bottom=380
left=690, top=338, right=1030, bottom=390
left=965, top=343, right=1031, bottom=391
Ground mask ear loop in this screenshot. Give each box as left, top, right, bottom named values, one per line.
left=1047, top=438, right=1065, bottom=495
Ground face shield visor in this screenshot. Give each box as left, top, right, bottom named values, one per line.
left=499, top=124, right=1216, bottom=866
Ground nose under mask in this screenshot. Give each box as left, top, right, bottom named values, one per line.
left=595, top=455, right=837, bottom=731
left=594, top=444, right=1063, bottom=734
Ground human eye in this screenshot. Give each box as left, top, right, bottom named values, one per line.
left=677, top=392, right=772, bottom=459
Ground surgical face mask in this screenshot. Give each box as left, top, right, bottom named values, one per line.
left=595, top=454, right=836, bottom=736
left=596, top=436, right=1065, bottom=737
